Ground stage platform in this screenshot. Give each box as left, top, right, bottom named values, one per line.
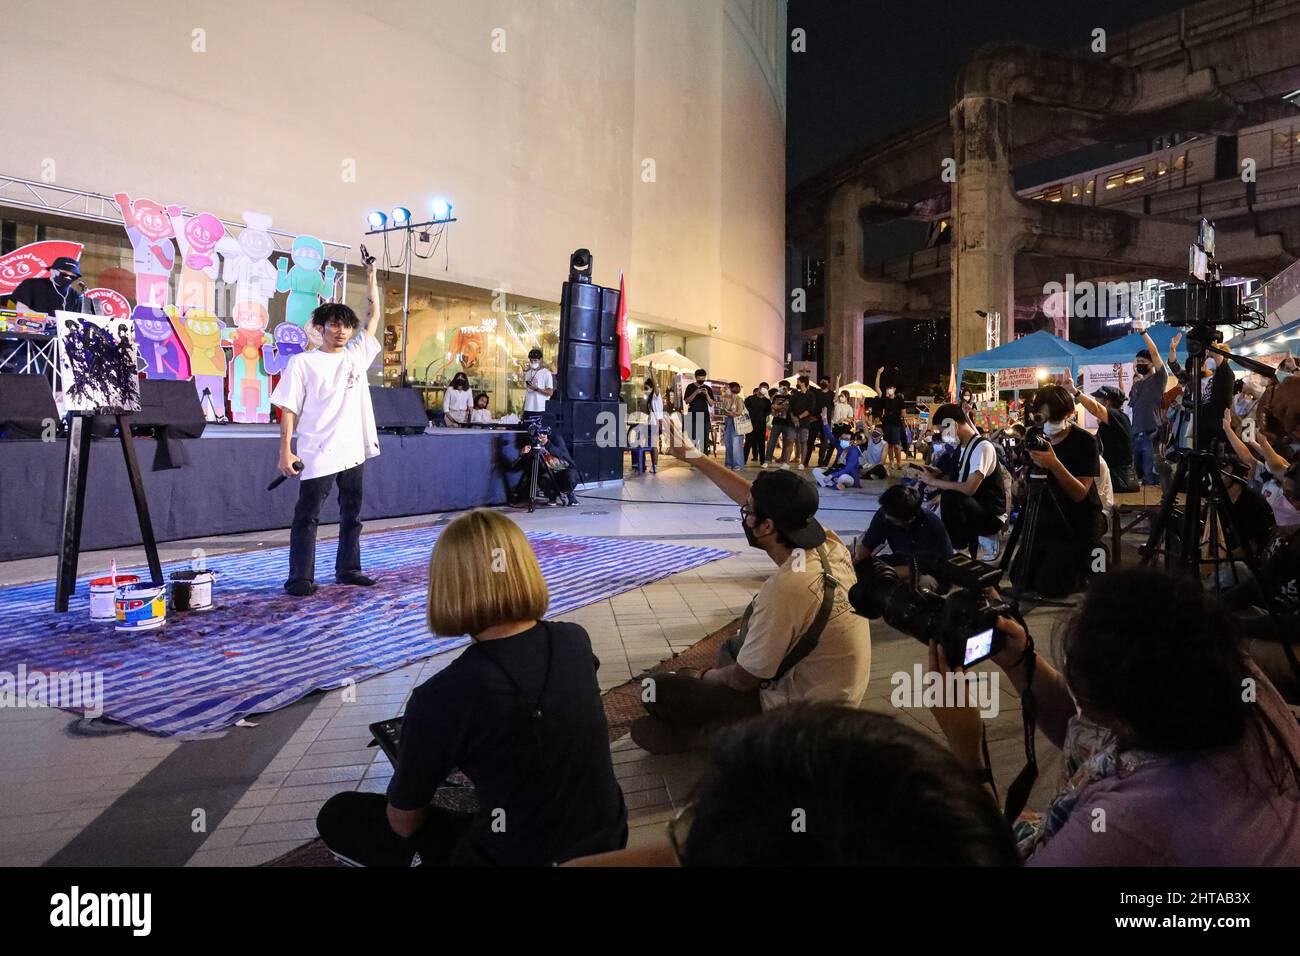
left=0, top=426, right=572, bottom=562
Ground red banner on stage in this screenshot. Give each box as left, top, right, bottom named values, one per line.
left=0, top=240, right=85, bottom=295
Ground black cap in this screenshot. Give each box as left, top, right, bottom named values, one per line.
left=1091, top=385, right=1125, bottom=406
left=49, top=256, right=82, bottom=277
left=751, top=471, right=825, bottom=549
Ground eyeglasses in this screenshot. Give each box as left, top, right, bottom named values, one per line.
left=666, top=804, right=694, bottom=863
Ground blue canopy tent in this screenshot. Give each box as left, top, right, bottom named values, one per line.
left=1081, top=324, right=1187, bottom=367
left=956, top=331, right=1092, bottom=380
left=1231, top=317, right=1300, bottom=358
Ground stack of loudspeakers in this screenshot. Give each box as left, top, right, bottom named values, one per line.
left=553, top=275, right=624, bottom=483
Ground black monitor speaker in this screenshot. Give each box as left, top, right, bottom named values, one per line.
left=370, top=386, right=427, bottom=433
left=0, top=373, right=58, bottom=439
left=128, top=379, right=207, bottom=439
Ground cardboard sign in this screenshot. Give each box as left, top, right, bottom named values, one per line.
left=995, top=367, right=1039, bottom=390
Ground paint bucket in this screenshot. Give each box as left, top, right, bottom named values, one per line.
left=89, top=574, right=139, bottom=621
left=170, top=569, right=216, bottom=612
left=115, top=582, right=167, bottom=632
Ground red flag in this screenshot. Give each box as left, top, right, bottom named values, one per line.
left=616, top=271, right=631, bottom=381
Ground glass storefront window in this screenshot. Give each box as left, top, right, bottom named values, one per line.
left=383, top=277, right=561, bottom=418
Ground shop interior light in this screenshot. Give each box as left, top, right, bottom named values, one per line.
left=367, top=210, right=388, bottom=229
left=430, top=197, right=454, bottom=220
left=390, top=206, right=411, bottom=225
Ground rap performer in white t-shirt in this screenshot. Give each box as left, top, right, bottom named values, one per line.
left=523, top=347, right=554, bottom=414
left=271, top=253, right=382, bottom=597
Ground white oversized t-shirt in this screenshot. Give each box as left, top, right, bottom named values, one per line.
left=524, top=366, right=553, bottom=413
left=270, top=332, right=381, bottom=480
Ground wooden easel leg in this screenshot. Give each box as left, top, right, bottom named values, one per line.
left=117, top=414, right=163, bottom=584
left=55, top=416, right=92, bottom=612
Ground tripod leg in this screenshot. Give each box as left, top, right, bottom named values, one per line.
left=55, top=416, right=91, bottom=612
left=527, top=450, right=540, bottom=515
left=1179, top=455, right=1204, bottom=576
left=118, top=414, right=163, bottom=584
left=1141, top=454, right=1187, bottom=568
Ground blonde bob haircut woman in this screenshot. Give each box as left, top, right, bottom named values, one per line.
left=427, top=509, right=549, bottom=636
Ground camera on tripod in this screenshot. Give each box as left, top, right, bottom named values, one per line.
left=849, top=553, right=1013, bottom=668
left=1162, top=219, right=1242, bottom=329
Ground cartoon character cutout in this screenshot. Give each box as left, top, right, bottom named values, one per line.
left=114, top=193, right=177, bottom=309
left=275, top=235, right=335, bottom=327
left=262, top=322, right=307, bottom=376
left=217, top=211, right=278, bottom=311
left=169, top=208, right=225, bottom=313
left=168, top=306, right=228, bottom=420
left=223, top=302, right=272, bottom=423
left=132, top=305, right=191, bottom=380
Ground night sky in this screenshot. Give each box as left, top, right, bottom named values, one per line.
left=786, top=0, right=1196, bottom=188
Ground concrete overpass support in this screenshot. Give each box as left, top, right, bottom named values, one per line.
left=823, top=181, right=917, bottom=383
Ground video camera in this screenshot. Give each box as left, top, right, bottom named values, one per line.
left=849, top=552, right=1013, bottom=668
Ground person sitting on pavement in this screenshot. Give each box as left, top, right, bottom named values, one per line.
left=630, top=416, right=873, bottom=755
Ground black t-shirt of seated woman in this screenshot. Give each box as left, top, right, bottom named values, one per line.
left=386, top=620, right=627, bottom=865
left=1041, top=425, right=1103, bottom=542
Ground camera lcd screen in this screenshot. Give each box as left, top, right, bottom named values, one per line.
left=963, top=628, right=995, bottom=666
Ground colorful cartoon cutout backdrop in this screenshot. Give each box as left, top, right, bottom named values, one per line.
left=103, top=194, right=345, bottom=423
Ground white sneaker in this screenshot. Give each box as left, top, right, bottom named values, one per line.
left=780, top=463, right=790, bottom=470
left=796, top=463, right=805, bottom=470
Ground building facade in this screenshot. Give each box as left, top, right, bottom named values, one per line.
left=0, top=0, right=787, bottom=415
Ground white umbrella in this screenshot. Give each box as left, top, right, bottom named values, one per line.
left=840, top=381, right=877, bottom=398
left=632, top=348, right=697, bottom=373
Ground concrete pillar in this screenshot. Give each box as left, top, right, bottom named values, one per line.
left=949, top=95, right=1030, bottom=369
left=823, top=182, right=916, bottom=385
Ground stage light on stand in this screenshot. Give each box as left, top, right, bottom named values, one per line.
left=430, top=197, right=454, bottom=220
left=367, top=210, right=388, bottom=230
left=391, top=206, right=411, bottom=225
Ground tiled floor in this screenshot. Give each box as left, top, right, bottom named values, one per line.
left=0, top=456, right=1069, bottom=865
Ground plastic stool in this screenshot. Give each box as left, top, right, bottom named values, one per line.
left=631, top=446, right=654, bottom=473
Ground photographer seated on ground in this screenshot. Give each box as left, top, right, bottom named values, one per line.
left=914, top=403, right=1006, bottom=562
left=928, top=567, right=1300, bottom=866
left=316, top=509, right=627, bottom=866
left=508, top=428, right=577, bottom=507
left=566, top=705, right=1018, bottom=866
left=630, top=416, right=872, bottom=755
left=856, top=484, right=953, bottom=587
left=1066, top=381, right=1139, bottom=493
left=1018, top=385, right=1104, bottom=598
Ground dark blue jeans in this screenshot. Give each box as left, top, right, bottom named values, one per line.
left=1133, top=430, right=1158, bottom=485
left=288, top=463, right=364, bottom=588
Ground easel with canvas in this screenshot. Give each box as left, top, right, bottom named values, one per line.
left=52, top=311, right=162, bottom=612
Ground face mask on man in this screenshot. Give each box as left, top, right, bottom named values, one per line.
left=839, top=439, right=850, bottom=449
left=1043, top=418, right=1071, bottom=438
left=53, top=272, right=75, bottom=289
left=1135, top=362, right=1151, bottom=376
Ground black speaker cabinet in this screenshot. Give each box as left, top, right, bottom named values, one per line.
left=564, top=281, right=602, bottom=344
left=599, top=286, right=620, bottom=345
left=564, top=341, right=598, bottom=401
left=128, top=379, right=207, bottom=439
left=568, top=440, right=623, bottom=483
left=0, top=373, right=57, bottom=439
left=370, top=386, right=428, bottom=433
left=556, top=400, right=620, bottom=444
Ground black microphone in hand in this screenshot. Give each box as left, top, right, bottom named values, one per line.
left=267, top=460, right=304, bottom=491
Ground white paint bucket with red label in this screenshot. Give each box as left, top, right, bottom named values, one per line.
left=90, top=573, right=140, bottom=621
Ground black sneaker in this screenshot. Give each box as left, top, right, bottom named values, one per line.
left=285, top=581, right=319, bottom=597
left=336, top=572, right=377, bottom=587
